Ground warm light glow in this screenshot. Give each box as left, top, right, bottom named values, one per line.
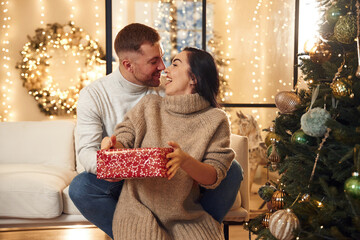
left=298, top=0, right=321, bottom=54
left=0, top=0, right=12, bottom=121
left=65, top=228, right=94, bottom=239
left=17, top=22, right=105, bottom=117
left=249, top=0, right=295, bottom=105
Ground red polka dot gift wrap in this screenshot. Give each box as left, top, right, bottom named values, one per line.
left=96, top=148, right=173, bottom=179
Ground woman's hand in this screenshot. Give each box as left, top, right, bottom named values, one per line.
left=166, top=141, right=191, bottom=180
left=166, top=141, right=217, bottom=185
left=101, top=135, right=117, bottom=149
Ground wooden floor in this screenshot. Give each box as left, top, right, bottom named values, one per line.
left=0, top=172, right=270, bottom=240
left=0, top=192, right=265, bottom=240
left=0, top=225, right=257, bottom=240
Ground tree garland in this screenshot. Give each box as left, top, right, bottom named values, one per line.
left=16, top=22, right=105, bottom=116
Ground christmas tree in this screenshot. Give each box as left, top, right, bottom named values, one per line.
left=246, top=0, right=360, bottom=239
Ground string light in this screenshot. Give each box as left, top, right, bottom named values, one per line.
left=0, top=0, right=13, bottom=122
left=251, top=0, right=294, bottom=104
left=221, top=0, right=233, bottom=101
left=143, top=3, right=151, bottom=24
left=39, top=0, right=45, bottom=26
left=114, top=0, right=126, bottom=31
left=252, top=0, right=264, bottom=101
left=69, top=0, right=75, bottom=25
left=93, top=0, right=100, bottom=42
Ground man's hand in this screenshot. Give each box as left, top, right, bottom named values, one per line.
left=101, top=135, right=125, bottom=182
left=166, top=141, right=190, bottom=180
left=101, top=135, right=117, bottom=149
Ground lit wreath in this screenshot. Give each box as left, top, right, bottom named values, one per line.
left=16, top=22, right=105, bottom=116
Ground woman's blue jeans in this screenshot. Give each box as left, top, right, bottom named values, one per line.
left=69, top=160, right=243, bottom=239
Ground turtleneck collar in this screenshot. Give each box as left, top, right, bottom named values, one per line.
left=163, top=93, right=211, bottom=115
left=114, top=67, right=149, bottom=94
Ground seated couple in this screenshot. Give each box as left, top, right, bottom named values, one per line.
left=70, top=23, right=243, bottom=240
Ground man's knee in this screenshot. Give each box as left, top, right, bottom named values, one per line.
left=69, top=172, right=90, bottom=202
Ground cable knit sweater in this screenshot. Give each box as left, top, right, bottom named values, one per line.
left=112, top=93, right=235, bottom=240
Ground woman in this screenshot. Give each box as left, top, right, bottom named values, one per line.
left=102, top=47, right=234, bottom=240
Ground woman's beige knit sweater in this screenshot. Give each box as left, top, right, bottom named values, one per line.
left=112, top=93, right=235, bottom=240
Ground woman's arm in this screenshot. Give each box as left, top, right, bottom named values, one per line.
left=166, top=141, right=217, bottom=185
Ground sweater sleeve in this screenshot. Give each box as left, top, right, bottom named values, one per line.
left=113, top=95, right=155, bottom=148
left=200, top=115, right=235, bottom=189
left=76, top=88, right=103, bottom=174
left=113, top=115, right=136, bottom=149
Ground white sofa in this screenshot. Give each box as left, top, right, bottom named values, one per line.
left=0, top=120, right=249, bottom=229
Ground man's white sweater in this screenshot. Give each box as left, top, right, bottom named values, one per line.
left=76, top=68, right=161, bottom=174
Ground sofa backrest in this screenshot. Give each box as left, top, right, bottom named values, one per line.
left=0, top=120, right=76, bottom=171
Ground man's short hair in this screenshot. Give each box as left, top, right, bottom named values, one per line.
left=114, top=23, right=160, bottom=55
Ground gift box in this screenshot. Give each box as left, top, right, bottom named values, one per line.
left=96, top=147, right=173, bottom=179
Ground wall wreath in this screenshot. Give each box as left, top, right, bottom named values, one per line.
left=16, top=22, right=105, bottom=116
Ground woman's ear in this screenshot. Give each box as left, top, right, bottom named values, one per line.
left=190, top=74, right=197, bottom=85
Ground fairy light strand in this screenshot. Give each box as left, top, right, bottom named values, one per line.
left=17, top=22, right=105, bottom=118
left=94, top=0, right=100, bottom=42
left=39, top=0, right=45, bottom=26
left=251, top=0, right=294, bottom=103
left=222, top=0, right=233, bottom=101
left=115, top=0, right=125, bottom=31
left=1, top=1, right=12, bottom=122
left=143, top=2, right=151, bottom=24
left=69, top=0, right=75, bottom=25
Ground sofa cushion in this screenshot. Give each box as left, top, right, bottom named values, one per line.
left=62, top=186, right=81, bottom=215
left=0, top=120, right=76, bottom=171
left=0, top=164, right=77, bottom=218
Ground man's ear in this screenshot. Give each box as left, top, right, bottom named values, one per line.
left=121, top=59, right=133, bottom=73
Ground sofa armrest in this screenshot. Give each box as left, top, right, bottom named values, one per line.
left=230, top=134, right=250, bottom=220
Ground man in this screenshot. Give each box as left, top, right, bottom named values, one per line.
left=69, top=23, right=243, bottom=239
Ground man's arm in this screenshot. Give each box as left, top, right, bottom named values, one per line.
left=76, top=88, right=103, bottom=174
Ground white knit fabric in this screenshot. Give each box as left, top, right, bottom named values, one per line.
left=76, top=67, right=163, bottom=174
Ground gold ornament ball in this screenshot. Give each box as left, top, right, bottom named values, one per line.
left=271, top=190, right=286, bottom=210
left=265, top=132, right=281, bottom=147
left=262, top=212, right=272, bottom=228
left=330, top=77, right=353, bottom=99
left=334, top=14, right=357, bottom=44
left=309, top=41, right=332, bottom=64
left=269, top=209, right=300, bottom=240
left=275, top=91, right=301, bottom=114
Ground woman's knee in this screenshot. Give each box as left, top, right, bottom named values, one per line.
left=228, top=160, right=244, bottom=183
